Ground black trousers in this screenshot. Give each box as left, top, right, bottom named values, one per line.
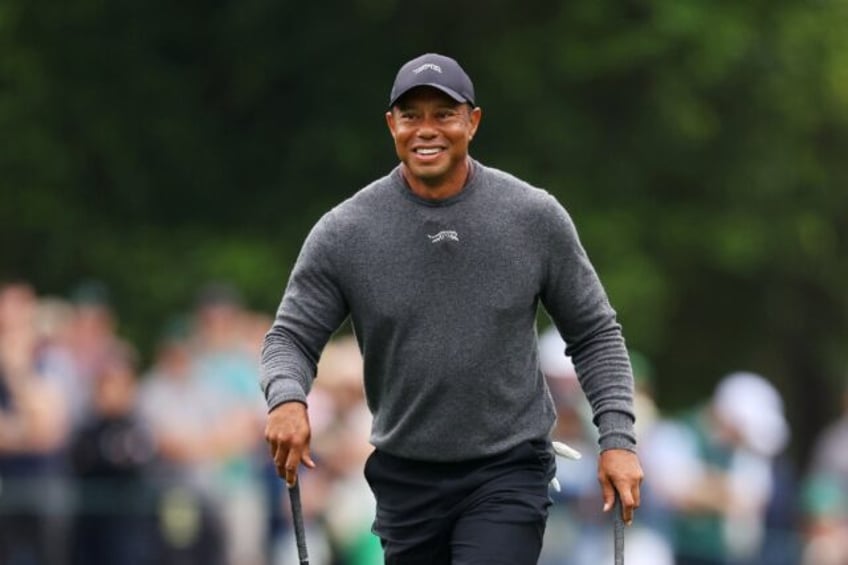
left=364, top=439, right=556, bottom=565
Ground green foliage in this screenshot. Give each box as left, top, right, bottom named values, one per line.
left=2, top=0, right=847, bottom=457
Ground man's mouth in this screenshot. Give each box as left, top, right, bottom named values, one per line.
left=413, top=147, right=443, bottom=156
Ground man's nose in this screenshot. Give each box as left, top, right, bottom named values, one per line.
left=416, top=121, right=438, bottom=138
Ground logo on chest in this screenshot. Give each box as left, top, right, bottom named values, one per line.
left=427, top=230, right=459, bottom=243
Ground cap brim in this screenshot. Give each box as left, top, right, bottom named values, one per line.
left=389, top=83, right=472, bottom=108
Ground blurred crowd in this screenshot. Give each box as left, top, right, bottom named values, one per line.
left=1, top=278, right=847, bottom=565
left=537, top=327, right=848, bottom=565
left=0, top=278, right=377, bottom=565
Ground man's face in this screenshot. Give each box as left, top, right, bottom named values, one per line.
left=386, top=87, right=481, bottom=190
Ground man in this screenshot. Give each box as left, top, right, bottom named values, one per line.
left=261, top=53, right=643, bottom=564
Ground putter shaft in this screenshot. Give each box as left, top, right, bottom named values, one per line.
left=288, top=480, right=310, bottom=565
left=613, top=494, right=624, bottom=565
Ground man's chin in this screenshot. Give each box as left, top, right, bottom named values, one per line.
left=404, top=163, right=446, bottom=183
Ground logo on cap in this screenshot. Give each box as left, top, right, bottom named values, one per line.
left=413, top=63, right=442, bottom=74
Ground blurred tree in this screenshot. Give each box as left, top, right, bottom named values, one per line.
left=1, top=0, right=846, bottom=461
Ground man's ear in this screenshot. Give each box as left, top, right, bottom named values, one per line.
left=468, top=106, right=482, bottom=140
left=386, top=110, right=397, bottom=140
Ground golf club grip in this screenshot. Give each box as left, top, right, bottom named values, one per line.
left=614, top=494, right=625, bottom=565
left=288, top=480, right=310, bottom=565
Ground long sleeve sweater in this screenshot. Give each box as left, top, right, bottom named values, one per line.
left=260, top=160, right=636, bottom=461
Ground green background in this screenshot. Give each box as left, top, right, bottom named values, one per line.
left=2, top=0, right=847, bottom=465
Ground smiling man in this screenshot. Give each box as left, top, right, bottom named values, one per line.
left=261, top=53, right=643, bottom=564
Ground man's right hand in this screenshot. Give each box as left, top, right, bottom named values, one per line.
left=265, top=401, right=315, bottom=486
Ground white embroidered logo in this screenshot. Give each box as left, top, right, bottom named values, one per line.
left=412, top=63, right=442, bottom=74
left=427, top=230, right=459, bottom=243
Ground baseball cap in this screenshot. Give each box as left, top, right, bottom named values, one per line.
left=712, top=371, right=790, bottom=457
left=389, top=53, right=475, bottom=108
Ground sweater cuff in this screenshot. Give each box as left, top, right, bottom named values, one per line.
left=265, top=377, right=308, bottom=412
left=596, top=410, right=637, bottom=452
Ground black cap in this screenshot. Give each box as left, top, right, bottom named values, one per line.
left=389, top=53, right=475, bottom=108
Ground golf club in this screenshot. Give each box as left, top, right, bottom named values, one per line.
left=287, top=477, right=309, bottom=565
left=614, top=492, right=625, bottom=565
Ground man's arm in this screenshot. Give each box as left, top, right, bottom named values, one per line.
left=261, top=214, right=350, bottom=483
left=537, top=195, right=643, bottom=521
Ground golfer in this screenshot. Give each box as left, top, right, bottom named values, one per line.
left=261, top=53, right=643, bottom=564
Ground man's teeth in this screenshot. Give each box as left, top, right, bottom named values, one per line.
left=416, top=148, right=440, bottom=155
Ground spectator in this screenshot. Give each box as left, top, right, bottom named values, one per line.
left=801, top=373, right=848, bottom=565
left=139, top=320, right=226, bottom=565
left=65, top=281, right=125, bottom=414
left=642, top=371, right=794, bottom=565
left=140, top=284, right=268, bottom=565
left=189, top=282, right=268, bottom=565
left=69, top=345, right=157, bottom=565
left=0, top=280, right=71, bottom=565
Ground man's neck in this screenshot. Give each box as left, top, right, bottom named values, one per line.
left=401, top=159, right=473, bottom=201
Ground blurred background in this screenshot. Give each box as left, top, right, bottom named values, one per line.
left=1, top=0, right=847, bottom=563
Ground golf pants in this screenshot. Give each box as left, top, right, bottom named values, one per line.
left=364, top=438, right=556, bottom=565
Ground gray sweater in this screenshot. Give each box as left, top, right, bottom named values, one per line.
left=261, top=161, right=636, bottom=461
